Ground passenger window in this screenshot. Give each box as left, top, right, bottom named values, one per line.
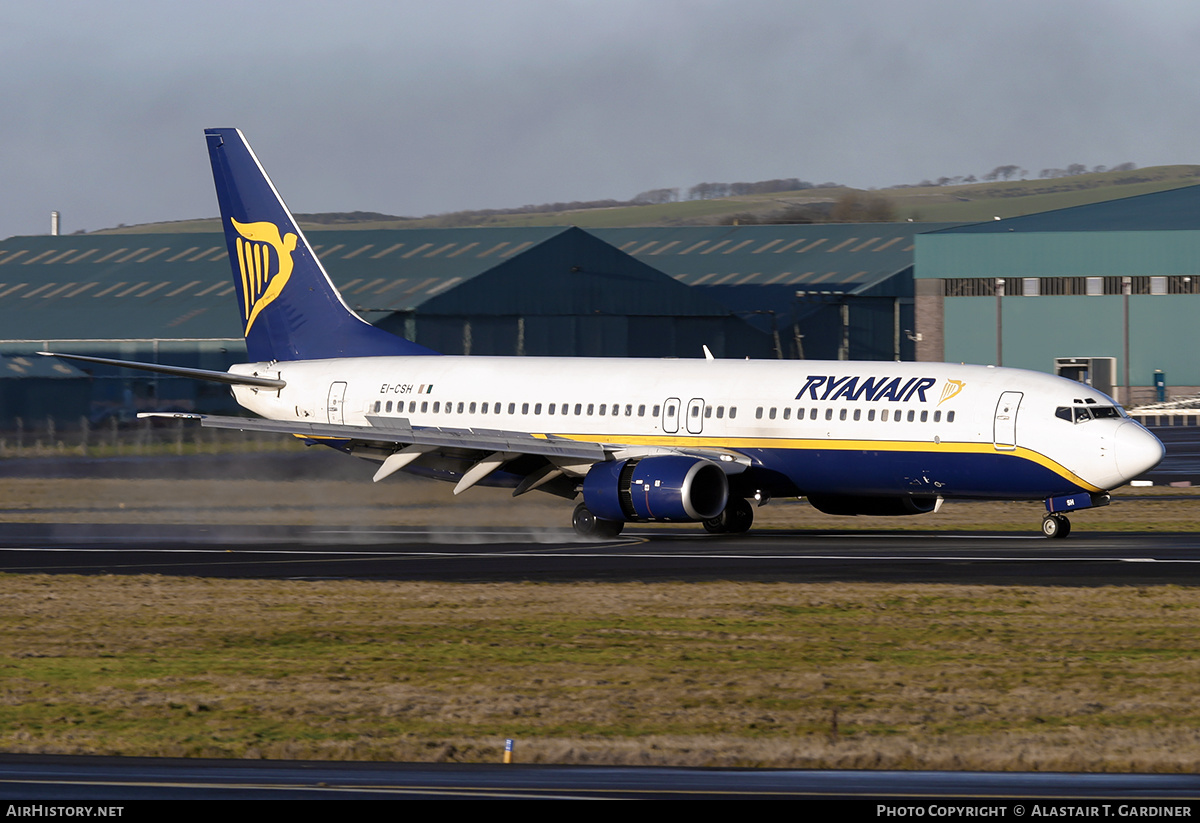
left=853, top=409, right=861, bottom=421
left=706, top=406, right=713, bottom=418
left=839, top=409, right=847, bottom=421
left=825, top=408, right=832, bottom=421
left=653, top=405, right=661, bottom=416
left=756, top=407, right=764, bottom=420
left=493, top=403, right=501, bottom=414
left=729, top=407, right=737, bottom=419
left=599, top=404, right=607, bottom=415
left=508, top=403, right=516, bottom=414
left=868, top=409, right=875, bottom=421
left=626, top=404, right=633, bottom=416
left=769, top=407, right=777, bottom=420
left=907, top=410, right=915, bottom=422
left=457, top=402, right=464, bottom=414
left=421, top=401, right=428, bottom=413
left=480, top=402, right=488, bottom=414
left=469, top=402, right=477, bottom=414
left=522, top=403, right=530, bottom=415
left=587, top=404, right=595, bottom=415
left=409, top=401, right=415, bottom=413
left=796, top=408, right=804, bottom=420
left=933, top=410, right=941, bottom=422
left=534, top=403, right=542, bottom=415
left=782, top=408, right=791, bottom=420
left=575, top=403, right=582, bottom=415
left=947, top=411, right=956, bottom=423
left=716, top=406, right=724, bottom=419
left=548, top=403, right=556, bottom=415
left=433, top=402, right=441, bottom=413
left=374, top=401, right=381, bottom=413
left=386, top=401, right=393, bottom=413
left=691, top=406, right=700, bottom=418
left=881, top=409, right=889, bottom=422
left=638, top=405, right=646, bottom=417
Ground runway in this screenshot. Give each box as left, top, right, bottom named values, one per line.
left=1, top=754, right=1199, bottom=801
left=2, top=523, right=1199, bottom=585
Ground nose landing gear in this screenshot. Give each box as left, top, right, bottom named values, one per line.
left=1041, top=492, right=1108, bottom=538
left=1041, top=513, right=1071, bottom=539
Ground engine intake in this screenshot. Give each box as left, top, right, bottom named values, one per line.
left=583, top=456, right=729, bottom=523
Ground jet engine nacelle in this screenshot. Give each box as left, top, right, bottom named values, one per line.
left=583, top=456, right=729, bottom=523
left=806, top=494, right=940, bottom=517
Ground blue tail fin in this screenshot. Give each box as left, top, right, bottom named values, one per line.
left=205, top=128, right=438, bottom=361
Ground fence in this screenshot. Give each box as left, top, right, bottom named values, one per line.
left=0, top=416, right=305, bottom=459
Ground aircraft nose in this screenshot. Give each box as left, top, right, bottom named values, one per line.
left=1115, top=421, right=1165, bottom=480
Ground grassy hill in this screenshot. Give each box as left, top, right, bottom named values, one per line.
left=93, top=164, right=1200, bottom=235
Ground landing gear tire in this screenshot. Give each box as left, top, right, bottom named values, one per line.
left=1041, top=514, right=1071, bottom=539
left=703, top=497, right=754, bottom=535
left=572, top=503, right=624, bottom=539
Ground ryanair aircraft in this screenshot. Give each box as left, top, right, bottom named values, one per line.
left=47, top=129, right=1165, bottom=539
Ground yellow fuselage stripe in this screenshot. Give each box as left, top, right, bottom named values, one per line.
left=535, top=433, right=1103, bottom=493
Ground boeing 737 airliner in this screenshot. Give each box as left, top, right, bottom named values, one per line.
left=45, top=129, right=1165, bottom=539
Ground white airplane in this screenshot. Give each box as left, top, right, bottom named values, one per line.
left=45, top=129, right=1165, bottom=539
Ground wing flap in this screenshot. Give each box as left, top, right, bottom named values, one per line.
left=189, top=414, right=606, bottom=461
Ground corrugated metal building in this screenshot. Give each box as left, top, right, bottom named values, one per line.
left=0, top=222, right=939, bottom=416
left=914, top=185, right=1200, bottom=403
left=593, top=224, right=960, bottom=360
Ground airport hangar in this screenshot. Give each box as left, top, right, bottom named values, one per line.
left=5, top=186, right=1198, bottom=426
left=0, top=222, right=943, bottom=424
left=914, top=183, right=1200, bottom=409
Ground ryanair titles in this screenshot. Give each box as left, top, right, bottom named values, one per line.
left=797, top=375, right=964, bottom=404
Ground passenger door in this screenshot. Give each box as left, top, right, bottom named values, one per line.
left=993, top=391, right=1022, bottom=450
left=327, top=381, right=347, bottom=424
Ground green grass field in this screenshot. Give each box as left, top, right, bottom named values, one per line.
left=94, top=164, right=1200, bottom=233
left=0, top=473, right=1198, bottom=769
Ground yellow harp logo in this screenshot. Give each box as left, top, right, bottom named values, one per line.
left=231, top=218, right=298, bottom=336
left=938, top=379, right=966, bottom=405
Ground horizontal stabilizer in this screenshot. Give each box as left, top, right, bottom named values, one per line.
left=38, top=352, right=286, bottom=390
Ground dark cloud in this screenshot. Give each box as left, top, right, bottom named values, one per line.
left=3, top=0, right=1199, bottom=237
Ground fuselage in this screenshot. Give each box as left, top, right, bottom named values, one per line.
left=231, top=356, right=1165, bottom=502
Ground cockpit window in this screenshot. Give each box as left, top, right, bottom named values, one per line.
left=1057, top=404, right=1123, bottom=423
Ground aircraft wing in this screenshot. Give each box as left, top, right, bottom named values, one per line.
left=154, top=413, right=606, bottom=461
left=141, top=412, right=749, bottom=495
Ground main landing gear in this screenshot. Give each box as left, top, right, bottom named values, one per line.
left=570, top=498, right=757, bottom=538
left=703, top=497, right=754, bottom=534
left=1041, top=513, right=1071, bottom=539
left=572, top=503, right=624, bottom=539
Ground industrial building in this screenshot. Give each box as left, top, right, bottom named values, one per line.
left=914, top=184, right=1200, bottom=405
left=10, top=187, right=1196, bottom=422
left=0, top=222, right=938, bottom=419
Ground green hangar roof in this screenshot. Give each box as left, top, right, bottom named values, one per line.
left=0, top=226, right=734, bottom=341
left=592, top=224, right=962, bottom=295
left=930, top=184, right=1200, bottom=233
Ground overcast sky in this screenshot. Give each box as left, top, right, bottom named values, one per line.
left=3, top=0, right=1199, bottom=238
